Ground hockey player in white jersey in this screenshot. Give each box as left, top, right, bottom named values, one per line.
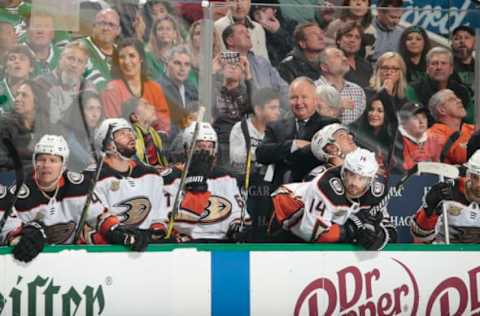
left=162, top=122, right=249, bottom=242
left=307, top=123, right=358, bottom=180
left=83, top=118, right=169, bottom=248
left=411, top=150, right=480, bottom=243
left=6, top=135, right=111, bottom=262
left=271, top=148, right=396, bottom=250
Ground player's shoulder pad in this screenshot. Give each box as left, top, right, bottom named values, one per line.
left=209, top=166, right=234, bottom=180
left=159, top=167, right=182, bottom=185
left=370, top=179, right=385, bottom=198
left=316, top=167, right=344, bottom=195
left=130, top=162, right=158, bottom=178
left=65, top=171, right=85, bottom=185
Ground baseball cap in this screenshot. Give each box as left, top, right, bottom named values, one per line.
left=452, top=25, right=475, bottom=37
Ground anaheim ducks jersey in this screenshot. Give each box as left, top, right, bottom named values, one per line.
left=273, top=166, right=393, bottom=242
left=84, top=161, right=169, bottom=242
left=0, top=185, right=22, bottom=244
left=161, top=167, right=247, bottom=240
left=12, top=171, right=106, bottom=244
left=411, top=180, right=480, bottom=243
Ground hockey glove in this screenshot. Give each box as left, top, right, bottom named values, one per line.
left=227, top=222, right=254, bottom=242
left=12, top=221, right=47, bottom=263
left=357, top=213, right=389, bottom=251
left=106, top=226, right=149, bottom=251
left=185, top=150, right=214, bottom=193
left=424, top=182, right=453, bottom=217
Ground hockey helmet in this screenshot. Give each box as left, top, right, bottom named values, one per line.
left=465, top=150, right=480, bottom=176
left=182, top=122, right=218, bottom=154
left=94, top=118, right=133, bottom=154
left=311, top=123, right=349, bottom=161
left=342, top=148, right=378, bottom=179
left=33, top=134, right=70, bottom=167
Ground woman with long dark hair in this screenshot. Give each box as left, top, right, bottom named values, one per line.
left=349, top=93, right=401, bottom=175
left=101, top=37, right=171, bottom=134
left=398, top=25, right=431, bottom=84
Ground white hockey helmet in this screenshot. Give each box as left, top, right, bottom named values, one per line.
left=182, top=122, right=218, bottom=154
left=465, top=150, right=480, bottom=176
left=342, top=148, right=378, bottom=179
left=95, top=118, right=133, bottom=153
left=33, top=134, right=70, bottom=166
left=311, top=123, right=348, bottom=161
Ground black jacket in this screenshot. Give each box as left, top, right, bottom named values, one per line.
left=256, top=112, right=338, bottom=188
left=277, top=47, right=321, bottom=84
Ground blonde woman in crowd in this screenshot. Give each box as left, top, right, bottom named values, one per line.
left=368, top=51, right=408, bottom=111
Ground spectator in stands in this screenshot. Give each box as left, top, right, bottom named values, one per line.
left=121, top=97, right=168, bottom=169
left=451, top=25, right=475, bottom=92
left=427, top=89, right=474, bottom=165
left=326, top=0, right=375, bottom=59
left=187, top=19, right=222, bottom=88
left=397, top=102, right=441, bottom=170
left=316, top=85, right=343, bottom=119
left=315, top=46, right=366, bottom=124
left=35, top=40, right=95, bottom=129
left=250, top=1, right=296, bottom=67
left=146, top=15, right=184, bottom=81
left=406, top=47, right=474, bottom=124
left=22, top=12, right=60, bottom=77
left=62, top=91, right=104, bottom=172
left=0, top=0, right=30, bottom=40
left=368, top=52, right=408, bottom=111
left=211, top=50, right=253, bottom=167
left=0, top=80, right=50, bottom=173
left=222, top=23, right=289, bottom=110
left=80, top=8, right=121, bottom=92
left=230, top=87, right=280, bottom=171
left=313, top=0, right=336, bottom=30
left=102, top=37, right=171, bottom=135
left=277, top=22, right=324, bottom=84
left=230, top=87, right=281, bottom=234
left=0, top=45, right=33, bottom=112
left=398, top=26, right=431, bottom=84
left=0, top=21, right=17, bottom=75
left=349, top=93, right=399, bottom=174
left=335, top=21, right=373, bottom=88
left=157, top=46, right=198, bottom=132
left=215, top=0, right=270, bottom=62
left=256, top=77, right=338, bottom=188
left=371, top=0, right=404, bottom=63
left=143, top=0, right=175, bottom=43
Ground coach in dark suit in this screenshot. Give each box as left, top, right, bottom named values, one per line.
left=256, top=77, right=338, bottom=188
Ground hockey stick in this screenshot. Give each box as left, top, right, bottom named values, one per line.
left=370, top=162, right=459, bottom=216
left=0, top=138, right=24, bottom=234
left=73, top=90, right=111, bottom=243
left=240, top=146, right=253, bottom=231
left=166, top=106, right=206, bottom=239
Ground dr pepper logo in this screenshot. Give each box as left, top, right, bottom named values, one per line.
left=294, top=259, right=480, bottom=315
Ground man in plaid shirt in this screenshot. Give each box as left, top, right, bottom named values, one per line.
left=315, top=47, right=366, bottom=125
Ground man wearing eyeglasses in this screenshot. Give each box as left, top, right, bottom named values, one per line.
left=80, top=8, right=121, bottom=91
left=405, top=46, right=474, bottom=124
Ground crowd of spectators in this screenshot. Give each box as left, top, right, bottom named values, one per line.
left=0, top=0, right=478, bottom=244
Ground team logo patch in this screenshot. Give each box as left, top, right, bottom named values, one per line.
left=177, top=195, right=232, bottom=224
left=447, top=205, right=463, bottom=216
left=9, top=184, right=30, bottom=199
left=46, top=221, right=76, bottom=244
left=0, top=185, right=6, bottom=199
left=371, top=181, right=385, bottom=197
left=329, top=177, right=344, bottom=195
left=115, top=196, right=152, bottom=226
left=67, top=171, right=84, bottom=184
left=110, top=180, right=120, bottom=192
